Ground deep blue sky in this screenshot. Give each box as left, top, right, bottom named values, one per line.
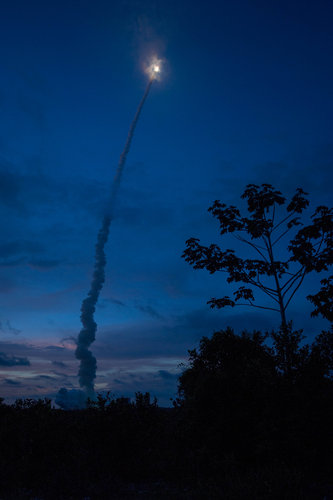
left=0, top=0, right=332, bottom=405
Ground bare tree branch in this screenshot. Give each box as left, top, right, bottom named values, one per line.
left=282, top=272, right=304, bottom=300
left=272, top=226, right=293, bottom=247
left=247, top=278, right=280, bottom=303
left=236, top=302, right=280, bottom=312
left=285, top=270, right=307, bottom=310
left=271, top=211, right=295, bottom=233
left=234, top=235, right=269, bottom=262
left=281, top=268, right=304, bottom=292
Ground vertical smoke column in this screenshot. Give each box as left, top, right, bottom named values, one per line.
left=75, top=78, right=154, bottom=397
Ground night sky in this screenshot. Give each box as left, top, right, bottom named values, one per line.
left=1, top=0, right=332, bottom=406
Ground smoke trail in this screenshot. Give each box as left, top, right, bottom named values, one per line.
left=75, top=78, right=153, bottom=397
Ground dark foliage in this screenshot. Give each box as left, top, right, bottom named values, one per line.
left=176, top=327, right=333, bottom=497
left=0, top=392, right=185, bottom=499
left=1, top=327, right=333, bottom=498
left=308, top=275, right=333, bottom=322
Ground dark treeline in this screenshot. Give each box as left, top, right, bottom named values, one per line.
left=1, top=325, right=333, bottom=498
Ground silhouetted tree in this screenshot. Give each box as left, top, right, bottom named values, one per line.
left=310, top=325, right=333, bottom=375
left=176, top=328, right=280, bottom=460
left=134, top=391, right=158, bottom=409
left=270, top=322, right=309, bottom=380
left=177, top=328, right=277, bottom=420
left=179, top=327, right=276, bottom=388
left=177, top=325, right=333, bottom=473
left=13, top=397, right=52, bottom=411
left=183, top=184, right=332, bottom=328
left=307, top=275, right=333, bottom=322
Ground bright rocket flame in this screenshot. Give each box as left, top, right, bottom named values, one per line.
left=145, top=56, right=163, bottom=80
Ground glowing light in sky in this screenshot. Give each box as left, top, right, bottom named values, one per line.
left=145, top=56, right=163, bottom=80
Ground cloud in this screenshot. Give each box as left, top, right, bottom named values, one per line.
left=136, top=304, right=163, bottom=320
left=102, top=297, right=125, bottom=307
left=95, top=308, right=219, bottom=361
left=28, top=259, right=62, bottom=269
left=251, top=150, right=333, bottom=206
left=0, top=258, right=25, bottom=268
left=60, top=337, right=77, bottom=347
left=52, top=360, right=67, bottom=368
left=0, top=160, right=49, bottom=216
left=0, top=164, right=23, bottom=210
left=0, top=352, right=30, bottom=366
left=0, top=341, right=75, bottom=369
left=4, top=378, right=22, bottom=386
left=0, top=240, right=44, bottom=259
left=0, top=276, right=15, bottom=293
left=116, top=195, right=175, bottom=229
left=18, top=94, right=44, bottom=128
left=0, top=159, right=109, bottom=225
left=51, top=371, right=71, bottom=379
left=113, top=378, right=125, bottom=385
left=95, top=305, right=280, bottom=366
left=98, top=297, right=126, bottom=310
left=0, top=320, right=21, bottom=335
left=45, top=345, right=66, bottom=351
left=157, top=370, right=176, bottom=380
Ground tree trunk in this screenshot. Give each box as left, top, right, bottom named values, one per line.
left=266, top=235, right=287, bottom=330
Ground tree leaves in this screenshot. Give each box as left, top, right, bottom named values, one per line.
left=286, top=188, right=309, bottom=213
left=241, top=183, right=285, bottom=217
left=208, top=201, right=244, bottom=234
left=182, top=184, right=332, bottom=325
left=307, top=276, right=333, bottom=322
left=289, top=206, right=333, bottom=272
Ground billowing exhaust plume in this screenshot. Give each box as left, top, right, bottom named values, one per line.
left=75, top=77, right=154, bottom=397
